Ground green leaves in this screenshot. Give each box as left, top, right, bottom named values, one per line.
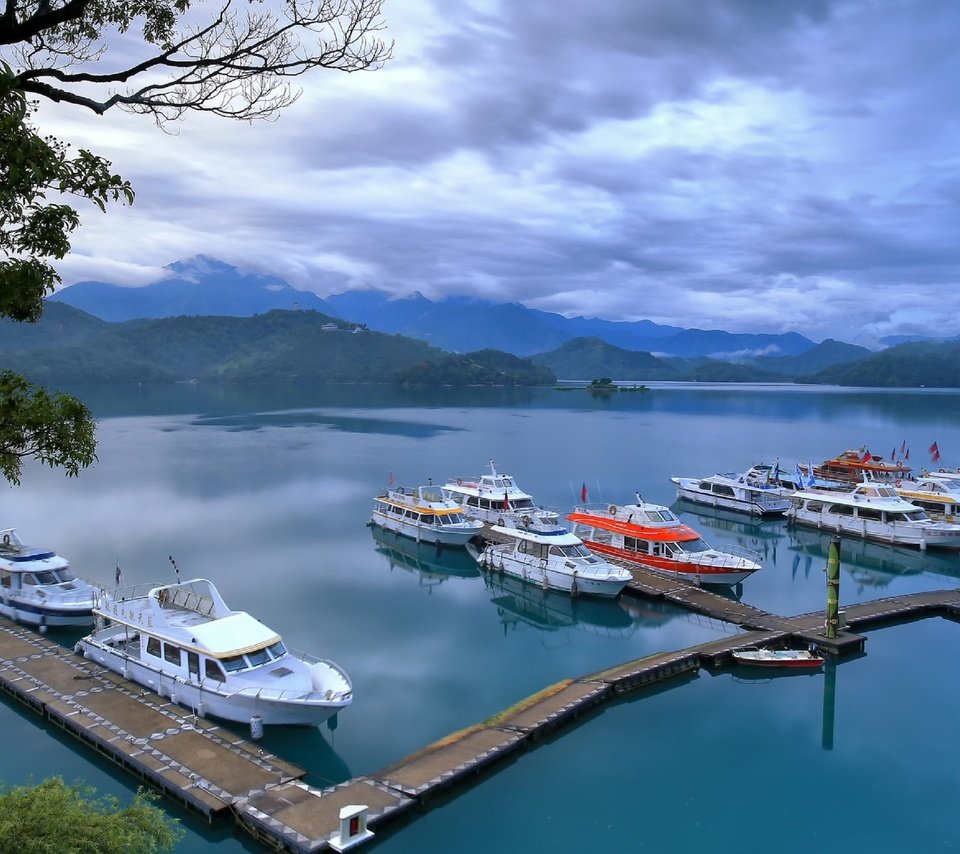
left=0, top=777, right=183, bottom=854
left=0, top=370, right=97, bottom=486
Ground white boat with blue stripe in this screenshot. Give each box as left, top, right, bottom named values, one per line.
left=0, top=527, right=96, bottom=629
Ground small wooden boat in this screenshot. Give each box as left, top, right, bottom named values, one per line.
left=731, top=646, right=825, bottom=669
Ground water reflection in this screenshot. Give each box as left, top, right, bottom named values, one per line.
left=370, top=526, right=480, bottom=589
left=673, top=499, right=785, bottom=564
left=786, top=527, right=960, bottom=592
left=194, top=410, right=461, bottom=438
left=482, top=570, right=636, bottom=639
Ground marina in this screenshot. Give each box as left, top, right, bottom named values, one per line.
left=4, top=554, right=959, bottom=850
left=6, top=384, right=960, bottom=853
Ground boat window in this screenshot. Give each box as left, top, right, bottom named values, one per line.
left=222, top=655, right=246, bottom=672
left=698, top=481, right=711, bottom=490
left=712, top=485, right=736, bottom=497
left=421, top=514, right=435, bottom=524
left=266, top=641, right=287, bottom=659
left=805, top=501, right=823, bottom=512
left=828, top=504, right=854, bottom=516
left=905, top=510, right=929, bottom=521
left=25, top=571, right=59, bottom=585
left=53, top=568, right=77, bottom=582
left=146, top=637, right=161, bottom=657
left=0, top=571, right=9, bottom=588
left=245, top=647, right=271, bottom=668
left=514, top=499, right=535, bottom=510
left=858, top=507, right=883, bottom=521
left=204, top=659, right=225, bottom=682
left=163, top=643, right=182, bottom=666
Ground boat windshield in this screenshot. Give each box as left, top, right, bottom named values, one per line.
left=220, top=640, right=288, bottom=673
left=639, top=509, right=678, bottom=523
left=551, top=543, right=597, bottom=560
left=932, top=477, right=960, bottom=490
left=673, top=538, right=713, bottom=555
left=23, top=568, right=77, bottom=585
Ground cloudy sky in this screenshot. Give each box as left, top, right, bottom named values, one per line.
left=25, top=0, right=960, bottom=345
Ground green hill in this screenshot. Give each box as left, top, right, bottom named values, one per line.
left=531, top=337, right=682, bottom=380
left=805, top=340, right=960, bottom=387
left=754, top=338, right=872, bottom=376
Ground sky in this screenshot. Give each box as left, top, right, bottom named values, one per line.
left=18, top=0, right=960, bottom=346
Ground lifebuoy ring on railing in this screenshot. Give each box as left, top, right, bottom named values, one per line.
left=608, top=504, right=618, bottom=515
left=457, top=478, right=463, bottom=485
left=895, top=479, right=902, bottom=487
left=396, top=486, right=404, bottom=495
left=1, top=534, right=9, bottom=547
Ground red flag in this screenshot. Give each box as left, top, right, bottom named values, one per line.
left=503, top=490, right=510, bottom=511
left=388, top=472, right=395, bottom=486
left=891, top=446, right=896, bottom=463
left=861, top=449, right=871, bottom=462
left=930, top=442, right=941, bottom=463
left=580, top=482, right=588, bottom=503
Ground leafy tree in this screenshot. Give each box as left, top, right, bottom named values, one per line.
left=0, top=777, right=183, bottom=853
left=0, top=369, right=96, bottom=484
left=0, top=1, right=391, bottom=482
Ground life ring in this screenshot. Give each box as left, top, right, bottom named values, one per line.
left=1, top=534, right=9, bottom=546
left=895, top=479, right=902, bottom=487
left=522, top=515, right=532, bottom=527
left=457, top=478, right=463, bottom=485
left=940, top=469, right=946, bottom=473
left=608, top=504, right=618, bottom=515
left=396, top=486, right=404, bottom=495
left=497, top=517, right=505, bottom=527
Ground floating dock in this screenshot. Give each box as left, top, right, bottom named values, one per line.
left=3, top=566, right=960, bottom=852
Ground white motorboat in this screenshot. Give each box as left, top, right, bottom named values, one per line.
left=441, top=460, right=561, bottom=529
left=567, top=496, right=763, bottom=587
left=786, top=480, right=960, bottom=550
left=0, top=527, right=97, bottom=628
left=671, top=465, right=792, bottom=516
left=370, top=484, right=483, bottom=547
left=731, top=647, right=825, bottom=669
left=75, top=578, right=352, bottom=726
left=896, top=473, right=960, bottom=521
left=472, top=523, right=633, bottom=598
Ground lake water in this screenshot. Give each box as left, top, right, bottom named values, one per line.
left=4, top=383, right=960, bottom=853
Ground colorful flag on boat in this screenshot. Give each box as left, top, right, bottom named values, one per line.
left=503, top=490, right=510, bottom=511
left=580, top=482, right=588, bottom=503
left=891, top=446, right=896, bottom=463
left=861, top=448, right=871, bottom=462
left=901, top=439, right=907, bottom=456
left=930, top=442, right=941, bottom=463
left=388, top=472, right=395, bottom=486
left=905, top=446, right=910, bottom=461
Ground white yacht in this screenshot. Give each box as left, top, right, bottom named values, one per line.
left=670, top=466, right=792, bottom=516
left=896, top=472, right=960, bottom=520
left=787, top=481, right=960, bottom=550
left=0, top=527, right=97, bottom=628
left=370, top=484, right=483, bottom=546
left=441, top=460, right=561, bottom=529
left=75, top=578, right=352, bottom=726
left=472, top=523, right=633, bottom=598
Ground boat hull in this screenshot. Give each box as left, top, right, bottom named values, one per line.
left=75, top=638, right=348, bottom=726
left=369, top=513, right=480, bottom=547
left=787, top=508, right=960, bottom=550
left=0, top=596, right=93, bottom=628
left=580, top=541, right=757, bottom=587
left=732, top=649, right=824, bottom=669
left=477, top=551, right=629, bottom=598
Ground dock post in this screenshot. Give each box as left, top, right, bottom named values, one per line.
left=825, top=536, right=841, bottom=639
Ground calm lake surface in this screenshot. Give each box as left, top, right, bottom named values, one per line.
left=4, top=383, right=960, bottom=853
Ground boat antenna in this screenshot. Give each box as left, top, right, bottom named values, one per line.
left=168, top=555, right=180, bottom=583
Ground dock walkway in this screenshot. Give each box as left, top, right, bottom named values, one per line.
left=4, top=563, right=960, bottom=852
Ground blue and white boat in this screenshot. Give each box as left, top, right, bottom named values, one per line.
left=671, top=465, right=792, bottom=516
left=370, top=484, right=483, bottom=547
left=0, top=527, right=97, bottom=628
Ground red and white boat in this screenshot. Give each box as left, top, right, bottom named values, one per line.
left=567, top=496, right=762, bottom=587
left=731, top=647, right=825, bottom=669
left=813, top=448, right=911, bottom=485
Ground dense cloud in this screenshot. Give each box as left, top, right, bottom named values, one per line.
left=24, top=0, right=960, bottom=344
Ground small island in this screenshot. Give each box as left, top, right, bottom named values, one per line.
left=586, top=377, right=649, bottom=393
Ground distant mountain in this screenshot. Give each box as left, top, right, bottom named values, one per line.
left=0, top=301, right=110, bottom=350
left=752, top=339, right=872, bottom=377
left=806, top=340, right=960, bottom=387
left=0, top=309, right=553, bottom=386
left=50, top=256, right=332, bottom=321
left=49, top=256, right=821, bottom=360
left=530, top=337, right=682, bottom=381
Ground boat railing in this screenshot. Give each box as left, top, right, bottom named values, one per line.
left=686, top=542, right=763, bottom=567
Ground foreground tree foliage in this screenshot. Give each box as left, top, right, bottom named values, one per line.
left=0, top=777, right=183, bottom=853
left=0, top=1, right=390, bottom=482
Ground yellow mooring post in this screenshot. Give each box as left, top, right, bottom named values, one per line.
left=825, top=536, right=841, bottom=639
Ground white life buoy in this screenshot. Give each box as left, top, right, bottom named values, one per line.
left=608, top=504, right=618, bottom=515
left=1, top=534, right=9, bottom=547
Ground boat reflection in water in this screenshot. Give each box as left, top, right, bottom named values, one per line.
left=786, top=527, right=960, bottom=593
left=482, top=569, right=637, bottom=639
left=370, top=527, right=480, bottom=591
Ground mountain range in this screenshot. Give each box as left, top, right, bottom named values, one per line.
left=50, top=256, right=822, bottom=361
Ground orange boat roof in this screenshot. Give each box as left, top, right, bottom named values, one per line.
left=567, top=510, right=701, bottom=543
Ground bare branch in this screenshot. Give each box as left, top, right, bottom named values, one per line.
left=3, top=0, right=392, bottom=123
